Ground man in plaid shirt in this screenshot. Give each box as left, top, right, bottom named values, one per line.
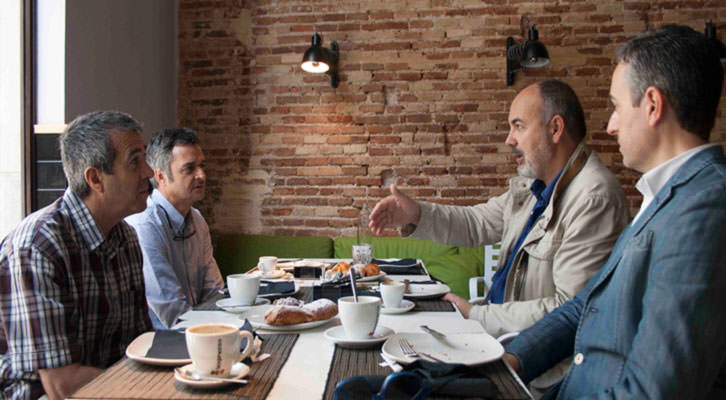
left=0, top=111, right=154, bottom=399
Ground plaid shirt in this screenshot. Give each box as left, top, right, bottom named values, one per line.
left=0, top=190, right=151, bottom=400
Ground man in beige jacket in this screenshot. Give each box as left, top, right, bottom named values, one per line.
left=369, top=79, right=629, bottom=394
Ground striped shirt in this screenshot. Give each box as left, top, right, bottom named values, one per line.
left=0, top=189, right=151, bottom=399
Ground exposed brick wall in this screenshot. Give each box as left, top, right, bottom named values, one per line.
left=178, top=0, right=726, bottom=238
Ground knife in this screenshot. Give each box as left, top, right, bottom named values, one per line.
left=420, top=325, right=446, bottom=339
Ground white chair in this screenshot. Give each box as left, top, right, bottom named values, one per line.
left=468, top=243, right=501, bottom=302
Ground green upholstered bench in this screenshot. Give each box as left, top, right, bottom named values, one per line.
left=214, top=234, right=493, bottom=298
left=214, top=234, right=333, bottom=278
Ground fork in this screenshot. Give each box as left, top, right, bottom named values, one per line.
left=398, top=338, right=446, bottom=363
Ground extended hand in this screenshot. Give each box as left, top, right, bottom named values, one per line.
left=442, top=293, right=473, bottom=318
left=368, top=184, right=421, bottom=235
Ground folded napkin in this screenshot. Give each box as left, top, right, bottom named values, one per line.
left=407, top=360, right=496, bottom=397
left=341, top=360, right=495, bottom=398
left=379, top=265, right=426, bottom=275
left=313, top=282, right=379, bottom=302
left=260, top=280, right=295, bottom=295
left=372, top=258, right=419, bottom=267
left=145, top=329, right=188, bottom=359
left=145, top=319, right=259, bottom=359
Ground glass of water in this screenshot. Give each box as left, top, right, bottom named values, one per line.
left=352, top=243, right=373, bottom=265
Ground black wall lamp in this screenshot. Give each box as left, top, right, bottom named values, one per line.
left=704, top=21, right=726, bottom=62
left=506, top=25, right=550, bottom=86
left=301, top=33, right=339, bottom=88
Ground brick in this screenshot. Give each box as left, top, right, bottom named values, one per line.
left=179, top=0, right=726, bottom=232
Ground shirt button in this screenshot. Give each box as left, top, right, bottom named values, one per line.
left=574, top=353, right=584, bottom=365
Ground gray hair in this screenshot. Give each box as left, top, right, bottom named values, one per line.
left=60, top=111, right=142, bottom=198
left=616, top=24, right=724, bottom=141
left=536, top=79, right=587, bottom=143
left=146, top=128, right=200, bottom=187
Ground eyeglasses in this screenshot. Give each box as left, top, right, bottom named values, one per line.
left=334, top=371, right=431, bottom=400
left=158, top=205, right=196, bottom=241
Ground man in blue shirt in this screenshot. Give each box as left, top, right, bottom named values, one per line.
left=126, top=128, right=224, bottom=329
left=504, top=24, right=726, bottom=399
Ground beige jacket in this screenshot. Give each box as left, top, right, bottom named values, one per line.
left=411, top=142, right=629, bottom=337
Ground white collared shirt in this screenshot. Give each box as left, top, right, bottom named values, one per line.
left=632, top=143, right=719, bottom=224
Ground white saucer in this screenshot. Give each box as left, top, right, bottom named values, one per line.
left=257, top=269, right=285, bottom=279
left=174, top=362, right=250, bottom=388
left=324, top=325, right=395, bottom=349
left=380, top=299, right=415, bottom=314
left=216, top=297, right=270, bottom=313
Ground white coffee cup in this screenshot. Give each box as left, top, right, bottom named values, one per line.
left=352, top=243, right=373, bottom=265
left=227, top=274, right=260, bottom=306
left=185, top=323, right=254, bottom=377
left=258, top=256, right=277, bottom=275
left=380, top=281, right=405, bottom=308
left=338, top=296, right=380, bottom=340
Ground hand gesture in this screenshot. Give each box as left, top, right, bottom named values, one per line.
left=368, top=184, right=421, bottom=235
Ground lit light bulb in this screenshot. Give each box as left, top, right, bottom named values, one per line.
left=301, top=61, right=330, bottom=73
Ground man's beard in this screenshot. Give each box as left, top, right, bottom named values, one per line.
left=512, top=147, right=539, bottom=179
left=517, top=158, right=538, bottom=179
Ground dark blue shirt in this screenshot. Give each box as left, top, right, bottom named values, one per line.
left=488, top=169, right=564, bottom=304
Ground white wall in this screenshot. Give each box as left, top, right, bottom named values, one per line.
left=0, top=0, right=23, bottom=238
left=65, top=0, right=177, bottom=135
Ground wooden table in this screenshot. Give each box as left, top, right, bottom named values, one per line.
left=69, top=259, right=532, bottom=399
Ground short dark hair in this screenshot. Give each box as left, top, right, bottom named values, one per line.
left=60, top=111, right=142, bottom=198
left=536, top=79, right=587, bottom=143
left=146, top=128, right=201, bottom=187
left=616, top=24, right=724, bottom=141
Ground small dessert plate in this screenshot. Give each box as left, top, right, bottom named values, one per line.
left=174, top=362, right=250, bottom=388
left=380, top=299, right=415, bottom=315
left=257, top=269, right=286, bottom=279
left=324, top=325, right=395, bottom=349
left=216, top=297, right=271, bottom=313
left=125, top=331, right=190, bottom=366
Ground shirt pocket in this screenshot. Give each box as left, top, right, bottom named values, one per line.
left=519, top=236, right=562, bottom=297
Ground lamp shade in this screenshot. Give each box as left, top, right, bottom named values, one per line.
left=301, top=33, right=331, bottom=73
left=521, top=40, right=550, bottom=67
left=506, top=24, right=550, bottom=86
left=300, top=33, right=340, bottom=88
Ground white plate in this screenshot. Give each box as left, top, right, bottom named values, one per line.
left=324, top=325, right=395, bottom=349
left=125, top=332, right=191, bottom=366
left=403, top=283, right=450, bottom=299
left=381, top=332, right=504, bottom=366
left=252, top=269, right=286, bottom=279
left=380, top=299, right=415, bottom=314
left=258, top=281, right=300, bottom=299
left=216, top=297, right=271, bottom=313
left=356, top=272, right=387, bottom=282
left=240, top=304, right=337, bottom=331
left=174, top=362, right=250, bottom=388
